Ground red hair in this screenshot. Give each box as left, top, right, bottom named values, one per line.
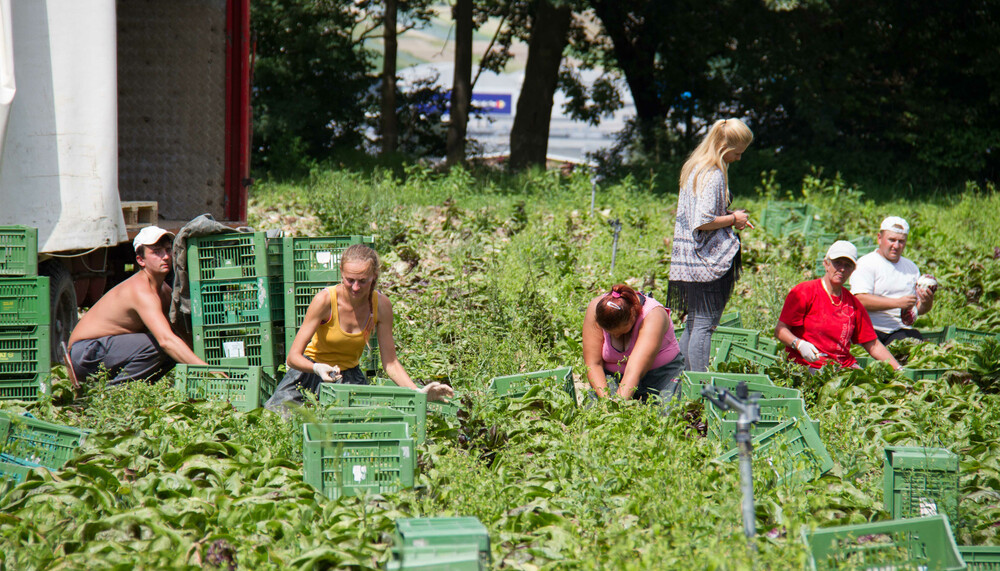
left=595, top=284, right=642, bottom=331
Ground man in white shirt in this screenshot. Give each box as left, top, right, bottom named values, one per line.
left=849, top=216, right=936, bottom=345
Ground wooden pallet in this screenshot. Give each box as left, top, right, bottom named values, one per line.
left=121, top=201, right=158, bottom=230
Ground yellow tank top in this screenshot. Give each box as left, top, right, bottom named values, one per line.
left=304, top=286, right=378, bottom=369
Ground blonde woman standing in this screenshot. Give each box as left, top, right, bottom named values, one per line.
left=667, top=119, right=754, bottom=372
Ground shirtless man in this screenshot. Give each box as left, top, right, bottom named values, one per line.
left=68, top=226, right=208, bottom=385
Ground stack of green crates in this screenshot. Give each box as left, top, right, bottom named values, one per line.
left=302, top=421, right=415, bottom=500
left=388, top=517, right=491, bottom=571
left=0, top=226, right=50, bottom=401
left=0, top=410, right=89, bottom=486
left=883, top=446, right=960, bottom=524
left=281, top=236, right=379, bottom=375
left=319, top=384, right=428, bottom=443
left=188, top=232, right=285, bottom=377
left=959, top=546, right=1000, bottom=570
left=173, top=364, right=277, bottom=411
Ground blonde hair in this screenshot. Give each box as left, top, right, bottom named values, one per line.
left=341, top=244, right=379, bottom=339
left=678, top=118, right=754, bottom=197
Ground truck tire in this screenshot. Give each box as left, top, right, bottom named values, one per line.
left=39, top=260, right=78, bottom=364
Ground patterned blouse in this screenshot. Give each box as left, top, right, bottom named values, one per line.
left=668, top=167, right=740, bottom=283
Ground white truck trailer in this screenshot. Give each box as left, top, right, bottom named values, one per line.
left=0, top=0, right=252, bottom=361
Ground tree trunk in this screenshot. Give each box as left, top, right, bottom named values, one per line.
left=381, top=0, right=399, bottom=155
left=508, top=1, right=572, bottom=171
left=446, top=0, right=473, bottom=167
left=590, top=1, right=665, bottom=155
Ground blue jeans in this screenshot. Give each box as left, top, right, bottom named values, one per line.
left=679, top=309, right=724, bottom=372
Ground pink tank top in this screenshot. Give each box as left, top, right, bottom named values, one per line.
left=601, top=296, right=680, bottom=374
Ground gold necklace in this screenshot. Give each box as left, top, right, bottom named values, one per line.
left=820, top=279, right=843, bottom=306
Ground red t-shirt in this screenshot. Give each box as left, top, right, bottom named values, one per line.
left=778, top=279, right=877, bottom=369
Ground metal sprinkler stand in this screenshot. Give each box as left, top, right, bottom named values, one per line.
left=609, top=218, right=622, bottom=273
left=701, top=381, right=761, bottom=540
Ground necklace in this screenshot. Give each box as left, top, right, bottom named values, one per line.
left=820, top=279, right=843, bottom=306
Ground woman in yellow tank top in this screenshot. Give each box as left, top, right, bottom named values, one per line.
left=264, top=244, right=453, bottom=413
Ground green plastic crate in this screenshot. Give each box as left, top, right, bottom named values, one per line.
left=705, top=377, right=801, bottom=401
left=755, top=337, right=780, bottom=356
left=884, top=446, right=960, bottom=524
left=302, top=423, right=415, bottom=499
left=487, top=366, right=576, bottom=402
left=0, top=226, right=38, bottom=277
left=388, top=544, right=484, bottom=571
left=712, top=340, right=781, bottom=368
left=920, top=327, right=951, bottom=344
left=710, top=327, right=760, bottom=355
left=190, top=277, right=284, bottom=327
left=948, top=326, right=997, bottom=345
left=315, top=421, right=411, bottom=440
left=707, top=397, right=818, bottom=444
left=282, top=235, right=374, bottom=284
left=717, top=417, right=833, bottom=485
left=322, top=407, right=421, bottom=441
left=319, top=384, right=427, bottom=444
left=805, top=514, right=966, bottom=571
left=0, top=276, right=50, bottom=326
left=0, top=411, right=88, bottom=470
left=427, top=399, right=460, bottom=417
left=173, top=364, right=277, bottom=411
left=188, top=232, right=283, bottom=283
left=193, top=321, right=283, bottom=377
left=0, top=326, right=51, bottom=401
left=719, top=312, right=742, bottom=328
left=0, top=459, right=34, bottom=488
left=394, top=517, right=491, bottom=567
left=901, top=367, right=952, bottom=381
left=680, top=371, right=773, bottom=400
left=959, top=545, right=1000, bottom=570
left=282, top=282, right=381, bottom=375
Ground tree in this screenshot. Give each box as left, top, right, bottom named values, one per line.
left=251, top=0, right=374, bottom=174
left=508, top=0, right=573, bottom=170
left=381, top=0, right=400, bottom=154
left=447, top=0, right=474, bottom=166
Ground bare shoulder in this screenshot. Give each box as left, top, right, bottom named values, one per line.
left=376, top=291, right=394, bottom=314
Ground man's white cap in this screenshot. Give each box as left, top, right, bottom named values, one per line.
left=880, top=216, right=909, bottom=235
left=825, top=240, right=858, bottom=263
left=133, top=226, right=175, bottom=252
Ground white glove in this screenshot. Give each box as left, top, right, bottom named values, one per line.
left=795, top=339, right=824, bottom=362
left=312, top=363, right=341, bottom=382
left=419, top=381, right=454, bottom=402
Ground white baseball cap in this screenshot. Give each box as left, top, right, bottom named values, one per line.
left=825, top=240, right=858, bottom=263
left=880, top=216, right=909, bottom=235
left=133, top=226, right=175, bottom=252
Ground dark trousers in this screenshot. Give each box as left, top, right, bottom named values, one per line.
left=264, top=363, right=367, bottom=413
left=69, top=333, right=175, bottom=385
left=877, top=328, right=924, bottom=346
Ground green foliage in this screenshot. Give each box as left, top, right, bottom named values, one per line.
left=251, top=0, right=375, bottom=176
left=5, top=166, right=1000, bottom=567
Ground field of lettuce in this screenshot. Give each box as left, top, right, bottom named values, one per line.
left=2, top=166, right=1000, bottom=569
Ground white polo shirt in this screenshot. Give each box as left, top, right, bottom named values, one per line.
left=849, top=251, right=920, bottom=333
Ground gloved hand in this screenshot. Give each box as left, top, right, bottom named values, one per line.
left=313, top=363, right=341, bottom=382
left=419, top=381, right=454, bottom=402
left=795, top=339, right=824, bottom=362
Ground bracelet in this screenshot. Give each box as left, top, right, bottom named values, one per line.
left=791, top=338, right=800, bottom=350
left=732, top=214, right=737, bottom=226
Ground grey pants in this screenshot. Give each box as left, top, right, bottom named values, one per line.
left=264, top=363, right=367, bottom=413
left=69, top=333, right=175, bottom=385
left=603, top=351, right=686, bottom=403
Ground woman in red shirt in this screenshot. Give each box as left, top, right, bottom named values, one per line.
left=775, top=241, right=901, bottom=371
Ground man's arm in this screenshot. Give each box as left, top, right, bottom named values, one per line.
left=135, top=285, right=208, bottom=365
left=854, top=292, right=917, bottom=312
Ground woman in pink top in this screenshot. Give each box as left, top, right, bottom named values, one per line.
left=582, top=284, right=684, bottom=402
